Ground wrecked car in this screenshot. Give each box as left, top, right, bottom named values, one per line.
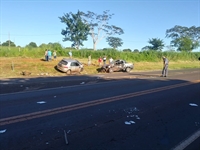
left=100, top=59, right=134, bottom=73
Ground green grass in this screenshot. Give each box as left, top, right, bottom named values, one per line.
left=1, top=46, right=200, bottom=62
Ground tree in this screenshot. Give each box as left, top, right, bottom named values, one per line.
left=59, top=10, right=90, bottom=49
left=81, top=10, right=124, bottom=50
left=106, top=37, right=123, bottom=49
left=102, top=48, right=116, bottom=51
left=133, top=49, right=139, bottom=53
left=141, top=46, right=150, bottom=51
left=166, top=25, right=200, bottom=51
left=147, top=38, right=164, bottom=51
left=142, top=38, right=164, bottom=51
left=39, top=43, right=48, bottom=48
left=123, top=49, right=132, bottom=52
left=47, top=42, right=63, bottom=50
left=27, top=42, right=37, bottom=48
left=1, top=40, right=16, bottom=47
left=174, top=37, right=194, bottom=51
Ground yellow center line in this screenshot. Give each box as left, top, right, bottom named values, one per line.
left=0, top=80, right=199, bottom=126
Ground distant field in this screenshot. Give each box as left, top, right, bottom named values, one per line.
left=0, top=57, right=199, bottom=78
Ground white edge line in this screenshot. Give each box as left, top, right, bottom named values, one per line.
left=172, top=128, right=200, bottom=150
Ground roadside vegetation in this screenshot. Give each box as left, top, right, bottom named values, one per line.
left=0, top=46, right=199, bottom=78
left=0, top=10, right=199, bottom=78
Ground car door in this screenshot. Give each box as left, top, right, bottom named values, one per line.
left=70, top=62, right=80, bottom=72
left=114, top=60, right=122, bottom=71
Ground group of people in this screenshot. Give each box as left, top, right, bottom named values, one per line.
left=87, top=55, right=114, bottom=66
left=44, top=49, right=57, bottom=61
left=98, top=56, right=113, bottom=66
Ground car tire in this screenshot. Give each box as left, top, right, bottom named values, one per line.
left=108, top=68, right=113, bottom=73
left=126, top=67, right=131, bottom=72
left=66, top=70, right=71, bottom=75
left=101, top=68, right=106, bottom=73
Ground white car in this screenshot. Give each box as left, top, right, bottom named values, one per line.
left=56, top=58, right=84, bottom=74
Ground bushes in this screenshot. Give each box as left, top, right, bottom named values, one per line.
left=0, top=46, right=199, bottom=62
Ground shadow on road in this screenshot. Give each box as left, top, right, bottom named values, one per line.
left=0, top=68, right=199, bottom=94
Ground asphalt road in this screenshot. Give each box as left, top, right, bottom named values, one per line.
left=0, top=68, right=199, bottom=150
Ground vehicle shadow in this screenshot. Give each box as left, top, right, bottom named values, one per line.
left=0, top=68, right=199, bottom=94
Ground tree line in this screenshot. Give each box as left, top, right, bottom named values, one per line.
left=1, top=10, right=200, bottom=52
left=59, top=10, right=200, bottom=52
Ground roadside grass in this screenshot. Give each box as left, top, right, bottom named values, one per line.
left=134, top=61, right=200, bottom=71
left=0, top=57, right=199, bottom=78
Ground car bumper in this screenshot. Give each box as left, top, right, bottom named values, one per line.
left=56, top=65, right=68, bottom=72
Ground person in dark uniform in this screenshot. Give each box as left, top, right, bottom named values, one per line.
left=161, top=56, right=169, bottom=77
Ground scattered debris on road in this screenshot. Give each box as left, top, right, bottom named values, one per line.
left=64, top=130, right=69, bottom=145
left=0, top=129, right=7, bottom=134
left=37, top=101, right=46, bottom=104
left=189, top=103, right=198, bottom=107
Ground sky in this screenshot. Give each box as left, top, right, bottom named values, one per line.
left=0, top=0, right=200, bottom=51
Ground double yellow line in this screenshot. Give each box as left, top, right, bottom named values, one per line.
left=0, top=80, right=199, bottom=126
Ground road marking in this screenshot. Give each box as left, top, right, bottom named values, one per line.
left=0, top=80, right=199, bottom=126
left=172, top=129, right=200, bottom=150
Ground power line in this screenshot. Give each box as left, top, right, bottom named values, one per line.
left=0, top=33, right=61, bottom=36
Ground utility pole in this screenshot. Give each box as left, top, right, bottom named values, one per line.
left=8, top=32, right=10, bottom=50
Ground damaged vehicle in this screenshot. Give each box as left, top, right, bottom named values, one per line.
left=100, top=59, right=134, bottom=73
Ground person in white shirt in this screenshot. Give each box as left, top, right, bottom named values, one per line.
left=109, top=57, right=113, bottom=64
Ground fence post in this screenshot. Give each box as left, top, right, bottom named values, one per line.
left=11, top=61, right=14, bottom=71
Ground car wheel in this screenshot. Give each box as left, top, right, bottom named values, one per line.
left=78, top=68, right=83, bottom=74
left=66, top=70, right=71, bottom=75
left=108, top=68, right=113, bottom=73
left=101, top=68, right=106, bottom=73
left=126, top=67, right=131, bottom=72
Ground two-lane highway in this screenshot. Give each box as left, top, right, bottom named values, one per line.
left=0, top=69, right=199, bottom=150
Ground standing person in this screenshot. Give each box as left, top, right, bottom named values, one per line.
left=103, top=56, right=106, bottom=65
left=53, top=51, right=57, bottom=60
left=109, top=57, right=113, bottom=64
left=69, top=50, right=72, bottom=58
left=48, top=50, right=52, bottom=61
left=88, top=54, right=91, bottom=66
left=44, top=49, right=48, bottom=61
left=161, top=56, right=169, bottom=77
left=98, top=56, right=102, bottom=67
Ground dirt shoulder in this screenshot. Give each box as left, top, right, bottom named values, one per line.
left=0, top=57, right=199, bottom=79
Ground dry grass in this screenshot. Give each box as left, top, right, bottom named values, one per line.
left=0, top=57, right=199, bottom=78
left=134, top=61, right=200, bottom=71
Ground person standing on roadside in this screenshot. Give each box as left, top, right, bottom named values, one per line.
left=109, top=57, right=113, bottom=64
left=69, top=50, right=72, bottom=58
left=53, top=51, right=57, bottom=60
left=44, top=49, right=48, bottom=61
left=103, top=55, right=106, bottom=65
left=161, top=56, right=169, bottom=77
left=98, top=56, right=102, bottom=67
left=48, top=50, right=52, bottom=61
left=88, top=54, right=91, bottom=66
